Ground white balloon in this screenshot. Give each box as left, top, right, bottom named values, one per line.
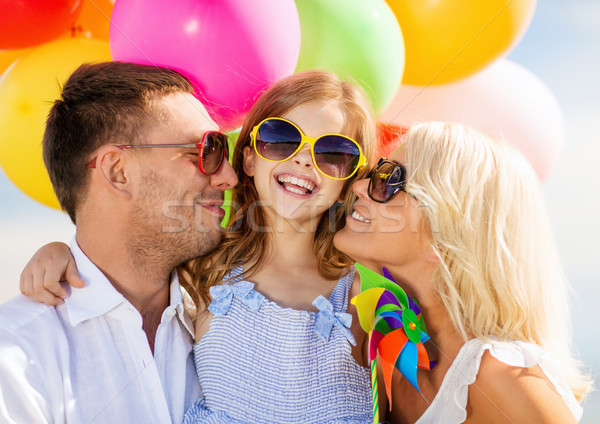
left=379, top=59, right=564, bottom=181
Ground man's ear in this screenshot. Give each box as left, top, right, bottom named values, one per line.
left=242, top=146, right=255, bottom=177
left=93, top=146, right=134, bottom=199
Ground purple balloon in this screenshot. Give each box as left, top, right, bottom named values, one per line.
left=110, top=0, right=301, bottom=130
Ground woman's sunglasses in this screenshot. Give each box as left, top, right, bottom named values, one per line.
left=87, top=131, right=229, bottom=175
left=368, top=158, right=408, bottom=203
left=250, top=117, right=366, bottom=180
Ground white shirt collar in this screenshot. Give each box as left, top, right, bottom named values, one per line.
left=65, top=237, right=195, bottom=337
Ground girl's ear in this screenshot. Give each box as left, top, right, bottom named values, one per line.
left=242, top=146, right=255, bottom=176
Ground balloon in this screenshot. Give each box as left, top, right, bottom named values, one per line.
left=0, top=48, right=32, bottom=75
left=295, top=0, right=404, bottom=114
left=69, top=0, right=114, bottom=40
left=110, top=0, right=300, bottom=130
left=0, top=38, right=111, bottom=209
left=379, top=59, right=564, bottom=181
left=0, top=0, right=83, bottom=49
left=375, top=123, right=407, bottom=160
left=386, top=0, right=536, bottom=85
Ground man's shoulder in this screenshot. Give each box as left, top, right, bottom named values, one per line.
left=0, top=295, right=63, bottom=336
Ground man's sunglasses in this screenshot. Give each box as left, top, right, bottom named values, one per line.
left=368, top=158, right=408, bottom=203
left=87, top=131, right=229, bottom=175
left=250, top=117, right=366, bottom=180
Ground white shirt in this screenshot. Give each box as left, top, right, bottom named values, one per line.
left=0, top=239, right=201, bottom=423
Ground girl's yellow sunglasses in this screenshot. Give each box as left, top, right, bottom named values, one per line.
left=250, top=117, right=366, bottom=180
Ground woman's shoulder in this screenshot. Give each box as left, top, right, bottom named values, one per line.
left=465, top=339, right=581, bottom=423
left=417, top=339, right=582, bottom=424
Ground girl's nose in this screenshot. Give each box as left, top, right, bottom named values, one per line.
left=292, top=146, right=313, bottom=169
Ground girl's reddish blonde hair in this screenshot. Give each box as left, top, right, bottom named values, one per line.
left=178, top=70, right=376, bottom=307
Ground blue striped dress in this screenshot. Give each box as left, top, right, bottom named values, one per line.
left=183, top=266, right=372, bottom=424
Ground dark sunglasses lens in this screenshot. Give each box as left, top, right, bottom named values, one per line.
left=370, top=161, right=405, bottom=201
left=313, top=135, right=360, bottom=179
left=202, top=132, right=227, bottom=174
left=256, top=119, right=302, bottom=160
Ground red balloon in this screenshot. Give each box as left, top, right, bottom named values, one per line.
left=0, top=0, right=83, bottom=49
left=375, top=123, right=408, bottom=160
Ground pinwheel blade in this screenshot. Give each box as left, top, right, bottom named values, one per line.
left=356, top=263, right=409, bottom=309
left=369, top=329, right=385, bottom=361
left=376, top=290, right=402, bottom=311
left=351, top=287, right=385, bottom=333
left=396, top=342, right=419, bottom=392
left=416, top=341, right=431, bottom=370
left=380, top=357, right=396, bottom=410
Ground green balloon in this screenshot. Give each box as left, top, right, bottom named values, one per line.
left=295, top=0, right=405, bottom=114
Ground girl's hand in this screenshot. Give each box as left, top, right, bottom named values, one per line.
left=19, top=242, right=85, bottom=306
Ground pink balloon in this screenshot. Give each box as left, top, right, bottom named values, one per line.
left=379, top=59, right=564, bottom=181
left=109, top=0, right=300, bottom=130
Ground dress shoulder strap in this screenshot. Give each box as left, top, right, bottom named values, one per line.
left=328, top=266, right=356, bottom=313
left=222, top=265, right=244, bottom=284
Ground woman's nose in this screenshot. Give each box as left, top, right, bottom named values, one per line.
left=352, top=178, right=369, bottom=199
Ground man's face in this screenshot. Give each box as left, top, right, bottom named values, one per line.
left=126, top=93, right=237, bottom=267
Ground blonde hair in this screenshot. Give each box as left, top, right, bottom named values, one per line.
left=178, top=70, right=375, bottom=307
left=403, top=121, right=592, bottom=401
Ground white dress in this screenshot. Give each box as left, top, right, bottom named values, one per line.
left=415, top=338, right=583, bottom=423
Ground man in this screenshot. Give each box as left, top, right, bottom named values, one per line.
left=0, top=62, right=237, bottom=423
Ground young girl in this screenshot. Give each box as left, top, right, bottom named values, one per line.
left=19, top=70, right=376, bottom=423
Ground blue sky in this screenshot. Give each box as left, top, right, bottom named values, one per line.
left=1, top=0, right=599, bottom=419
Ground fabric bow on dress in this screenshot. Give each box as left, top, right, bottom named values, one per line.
left=208, top=281, right=265, bottom=316
left=313, top=295, right=356, bottom=346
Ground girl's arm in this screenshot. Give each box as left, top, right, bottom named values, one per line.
left=20, top=242, right=85, bottom=305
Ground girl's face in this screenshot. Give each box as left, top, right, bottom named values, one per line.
left=243, top=100, right=347, bottom=225
left=333, top=148, right=433, bottom=271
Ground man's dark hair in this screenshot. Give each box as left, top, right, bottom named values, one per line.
left=43, top=61, right=195, bottom=223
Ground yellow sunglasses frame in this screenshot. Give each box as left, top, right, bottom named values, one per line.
left=250, top=117, right=367, bottom=181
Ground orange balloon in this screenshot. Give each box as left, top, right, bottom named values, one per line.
left=386, top=0, right=536, bottom=85
left=67, top=0, right=115, bottom=40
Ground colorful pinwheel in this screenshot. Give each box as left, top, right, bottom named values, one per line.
left=352, top=263, right=433, bottom=422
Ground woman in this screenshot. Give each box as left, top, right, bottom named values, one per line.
left=334, top=121, right=592, bottom=423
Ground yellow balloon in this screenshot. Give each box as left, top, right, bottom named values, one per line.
left=0, top=38, right=111, bottom=209
left=386, top=0, right=536, bottom=85
left=0, top=47, right=32, bottom=75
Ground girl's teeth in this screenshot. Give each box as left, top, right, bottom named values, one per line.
left=284, top=185, right=307, bottom=195
left=277, top=175, right=315, bottom=191
left=351, top=210, right=370, bottom=223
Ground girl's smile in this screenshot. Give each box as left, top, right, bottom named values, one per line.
left=275, top=171, right=319, bottom=198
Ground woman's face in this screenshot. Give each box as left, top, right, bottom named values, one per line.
left=242, top=100, right=347, bottom=225
left=333, top=147, right=432, bottom=271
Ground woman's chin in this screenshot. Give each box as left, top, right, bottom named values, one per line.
left=334, top=226, right=365, bottom=262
